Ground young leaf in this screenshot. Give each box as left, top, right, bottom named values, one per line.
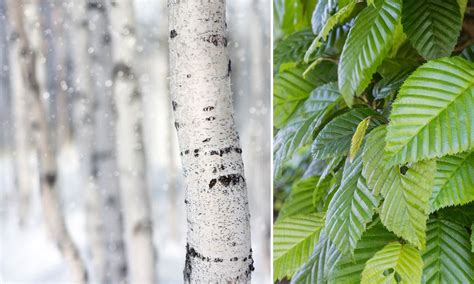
left=361, top=242, right=423, bottom=284
left=349, top=117, right=370, bottom=162
left=338, top=0, right=402, bottom=107
left=385, top=57, right=474, bottom=165
left=325, top=153, right=380, bottom=254
left=430, top=152, right=474, bottom=212
left=363, top=126, right=435, bottom=249
left=273, top=213, right=325, bottom=281
left=402, top=0, right=462, bottom=60
left=422, top=218, right=474, bottom=283
left=312, top=108, right=382, bottom=160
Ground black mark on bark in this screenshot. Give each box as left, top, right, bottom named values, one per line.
left=44, top=172, right=57, bottom=187
left=112, top=62, right=134, bottom=79
left=209, top=178, right=217, bottom=189
left=186, top=74, right=191, bottom=78
left=203, top=34, right=227, bottom=47
left=170, top=29, right=177, bottom=39
left=172, top=100, right=178, bottom=111
left=218, top=174, right=245, bottom=187
left=228, top=59, right=232, bottom=76
left=194, top=149, right=199, bottom=157
left=202, top=138, right=211, bottom=143
left=205, top=116, right=215, bottom=121
left=174, top=122, right=180, bottom=130
left=203, top=106, right=214, bottom=111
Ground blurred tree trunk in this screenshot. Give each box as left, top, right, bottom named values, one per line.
left=6, top=0, right=32, bottom=227
left=86, top=1, right=128, bottom=283
left=107, top=0, right=156, bottom=283
left=6, top=0, right=88, bottom=282
left=168, top=1, right=253, bottom=282
left=52, top=3, right=72, bottom=148
left=66, top=0, right=106, bottom=282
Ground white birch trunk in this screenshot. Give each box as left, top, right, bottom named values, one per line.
left=6, top=0, right=88, bottom=282
left=87, top=1, right=128, bottom=283
left=65, top=1, right=107, bottom=282
left=168, top=1, right=253, bottom=282
left=7, top=0, right=32, bottom=227
left=107, top=1, right=156, bottom=283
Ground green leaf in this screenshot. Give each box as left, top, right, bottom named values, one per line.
left=312, top=107, right=382, bottom=160
left=422, top=218, right=474, bottom=283
left=402, top=0, right=462, bottom=60
left=274, top=0, right=307, bottom=34
left=430, top=152, right=474, bottom=212
left=361, top=242, right=423, bottom=283
left=471, top=224, right=474, bottom=253
left=329, top=222, right=398, bottom=283
left=313, top=176, right=333, bottom=208
left=350, top=117, right=371, bottom=162
left=363, top=126, right=435, bottom=249
left=325, top=153, right=380, bottom=254
left=338, top=0, right=402, bottom=107
left=291, top=233, right=343, bottom=284
left=437, top=203, right=474, bottom=227
left=273, top=82, right=341, bottom=177
left=273, top=213, right=326, bottom=281
left=279, top=176, right=318, bottom=219
left=385, top=57, right=474, bottom=165
left=274, top=67, right=318, bottom=129
left=311, top=0, right=338, bottom=35
left=461, top=45, right=474, bottom=62
left=274, top=30, right=315, bottom=74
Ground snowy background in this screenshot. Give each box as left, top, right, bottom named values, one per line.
left=0, top=0, right=271, bottom=283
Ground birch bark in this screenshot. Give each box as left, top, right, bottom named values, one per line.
left=107, top=0, right=156, bottom=283
left=6, top=0, right=87, bottom=282
left=168, top=1, right=253, bottom=282
left=7, top=0, right=32, bottom=227
left=86, top=1, right=128, bottom=283
left=66, top=0, right=107, bottom=281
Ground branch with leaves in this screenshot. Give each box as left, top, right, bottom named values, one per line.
left=273, top=0, right=474, bottom=282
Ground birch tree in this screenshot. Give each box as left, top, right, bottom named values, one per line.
left=168, top=1, right=254, bottom=282
left=107, top=0, right=156, bottom=283
left=7, top=0, right=32, bottom=227
left=86, top=0, right=128, bottom=283
left=66, top=0, right=106, bottom=281
left=6, top=0, right=87, bottom=282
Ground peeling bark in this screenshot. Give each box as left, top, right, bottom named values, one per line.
left=107, top=0, right=156, bottom=283
left=168, top=0, right=253, bottom=282
left=86, top=0, right=128, bottom=283
left=6, top=0, right=87, bottom=282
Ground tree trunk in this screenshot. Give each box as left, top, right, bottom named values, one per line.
left=6, top=0, right=32, bottom=227
left=52, top=2, right=72, bottom=148
left=107, top=0, right=156, bottom=283
left=66, top=0, right=107, bottom=281
left=6, top=0, right=88, bottom=282
left=168, top=1, right=254, bottom=282
left=86, top=1, right=128, bottom=283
